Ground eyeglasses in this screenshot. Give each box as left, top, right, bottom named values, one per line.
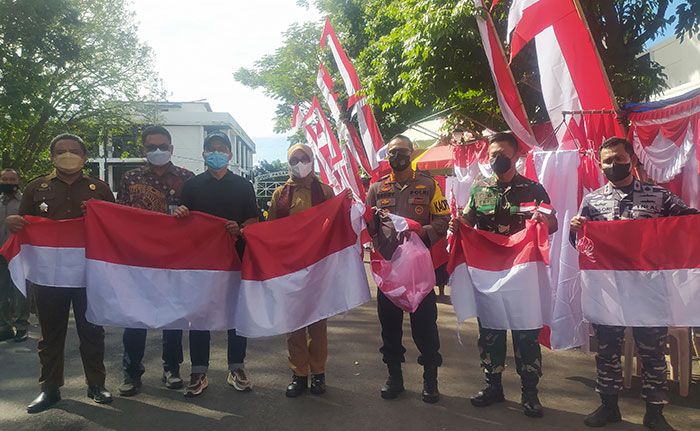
left=289, top=157, right=311, bottom=166
left=145, top=144, right=170, bottom=152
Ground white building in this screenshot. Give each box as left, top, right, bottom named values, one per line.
left=646, top=33, right=700, bottom=99
left=88, top=101, right=256, bottom=190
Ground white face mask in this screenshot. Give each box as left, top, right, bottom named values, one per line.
left=290, top=161, right=313, bottom=178
left=146, top=149, right=172, bottom=166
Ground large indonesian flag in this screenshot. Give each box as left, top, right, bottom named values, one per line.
left=448, top=220, right=552, bottom=330
left=579, top=215, right=700, bottom=326
left=84, top=200, right=242, bottom=330
left=0, top=216, right=86, bottom=295
left=236, top=194, right=370, bottom=337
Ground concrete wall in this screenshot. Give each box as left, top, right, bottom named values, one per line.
left=167, top=125, right=206, bottom=175
left=648, top=34, right=700, bottom=99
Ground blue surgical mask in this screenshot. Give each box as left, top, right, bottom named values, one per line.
left=204, top=151, right=230, bottom=170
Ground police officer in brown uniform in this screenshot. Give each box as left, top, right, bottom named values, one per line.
left=5, top=133, right=115, bottom=413
left=366, top=134, right=450, bottom=404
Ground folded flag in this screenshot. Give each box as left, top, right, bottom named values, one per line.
left=0, top=216, right=86, bottom=295
left=448, top=220, right=552, bottom=330
left=84, top=200, right=242, bottom=330
left=579, top=215, right=700, bottom=326
left=237, top=194, right=371, bottom=337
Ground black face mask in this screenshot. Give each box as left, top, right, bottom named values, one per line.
left=490, top=155, right=512, bottom=175
left=0, top=184, right=18, bottom=195
left=603, top=163, right=631, bottom=182
left=388, top=153, right=411, bottom=172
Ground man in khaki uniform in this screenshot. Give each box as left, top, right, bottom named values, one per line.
left=5, top=133, right=115, bottom=413
left=268, top=143, right=334, bottom=398
left=366, top=134, right=450, bottom=404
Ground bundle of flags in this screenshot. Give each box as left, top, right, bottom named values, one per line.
left=0, top=195, right=371, bottom=337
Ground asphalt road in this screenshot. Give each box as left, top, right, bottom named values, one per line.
left=1, top=276, right=698, bottom=431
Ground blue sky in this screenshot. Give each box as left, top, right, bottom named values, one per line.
left=131, top=0, right=318, bottom=164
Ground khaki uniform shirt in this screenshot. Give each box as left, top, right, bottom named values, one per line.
left=19, top=172, right=114, bottom=220
left=366, top=170, right=450, bottom=258
left=267, top=175, right=335, bottom=220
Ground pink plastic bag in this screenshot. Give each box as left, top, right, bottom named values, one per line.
left=370, top=233, right=436, bottom=313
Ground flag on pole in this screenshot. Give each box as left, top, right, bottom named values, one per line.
left=320, top=19, right=362, bottom=107
left=579, top=215, right=700, bottom=326
left=0, top=216, right=86, bottom=295
left=84, top=201, right=242, bottom=330
left=320, top=19, right=385, bottom=170
left=473, top=0, right=536, bottom=148
left=506, top=0, right=618, bottom=145
left=448, top=220, right=552, bottom=330
left=237, top=194, right=370, bottom=337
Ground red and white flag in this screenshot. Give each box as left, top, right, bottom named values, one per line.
left=579, top=215, right=700, bottom=326
left=0, top=217, right=86, bottom=295
left=237, top=194, right=370, bottom=337
left=474, top=0, right=536, bottom=148
left=448, top=220, right=552, bottom=329
left=84, top=201, right=242, bottom=330
left=320, top=19, right=385, bottom=170
left=506, top=0, right=618, bottom=145
left=317, top=63, right=368, bottom=199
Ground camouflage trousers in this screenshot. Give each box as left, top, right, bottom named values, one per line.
left=478, top=320, right=542, bottom=389
left=593, top=324, right=668, bottom=404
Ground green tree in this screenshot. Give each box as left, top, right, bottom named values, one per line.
left=237, top=0, right=698, bottom=138
left=0, top=0, right=163, bottom=178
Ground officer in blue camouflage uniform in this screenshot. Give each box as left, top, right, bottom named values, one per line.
left=452, top=132, right=558, bottom=418
left=366, top=134, right=450, bottom=404
left=570, top=137, right=697, bottom=431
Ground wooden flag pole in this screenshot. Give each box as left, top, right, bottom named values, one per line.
left=571, top=0, right=621, bottom=112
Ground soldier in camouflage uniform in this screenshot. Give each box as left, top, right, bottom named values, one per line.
left=453, top=132, right=558, bottom=418
left=571, top=137, right=697, bottom=431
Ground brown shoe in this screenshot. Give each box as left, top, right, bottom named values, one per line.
left=184, top=373, right=208, bottom=398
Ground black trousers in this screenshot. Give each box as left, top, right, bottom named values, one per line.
left=122, top=328, right=183, bottom=379
left=189, top=329, right=247, bottom=374
left=377, top=289, right=442, bottom=368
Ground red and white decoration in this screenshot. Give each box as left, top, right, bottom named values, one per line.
left=507, top=0, right=619, bottom=145
left=316, top=63, right=367, bottom=199
left=579, top=215, right=700, bottom=326
left=84, top=201, right=242, bottom=330
left=237, top=194, right=370, bottom=337
left=0, top=216, right=86, bottom=295
left=628, top=91, right=700, bottom=208
left=321, top=19, right=385, bottom=171
left=474, top=0, right=536, bottom=148
left=448, top=219, right=552, bottom=330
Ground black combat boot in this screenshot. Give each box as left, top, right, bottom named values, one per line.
left=521, top=388, right=544, bottom=418
left=584, top=393, right=622, bottom=427
left=285, top=375, right=308, bottom=398
left=470, top=373, right=505, bottom=407
left=643, top=403, right=674, bottom=431
left=380, top=363, right=404, bottom=400
left=310, top=373, right=326, bottom=395
left=421, top=366, right=439, bottom=404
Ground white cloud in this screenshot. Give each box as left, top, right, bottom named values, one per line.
left=129, top=0, right=319, bottom=162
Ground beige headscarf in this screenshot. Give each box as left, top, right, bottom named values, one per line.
left=287, top=143, right=314, bottom=161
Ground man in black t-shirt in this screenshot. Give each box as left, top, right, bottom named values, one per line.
left=174, top=133, right=260, bottom=398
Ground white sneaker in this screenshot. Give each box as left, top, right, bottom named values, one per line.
left=227, top=368, right=252, bottom=392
